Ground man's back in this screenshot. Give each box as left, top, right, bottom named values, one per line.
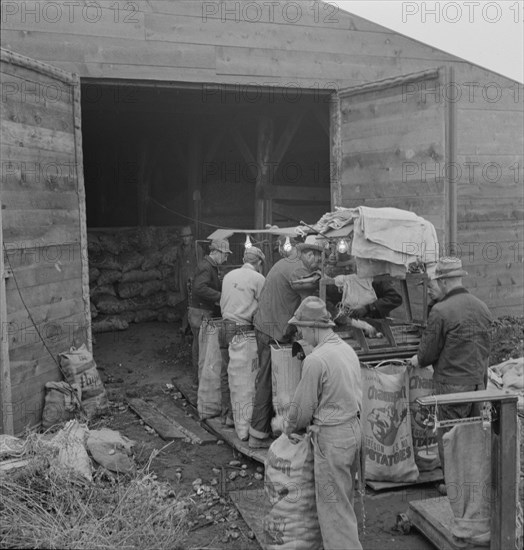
left=254, top=257, right=310, bottom=341
left=419, top=288, right=492, bottom=385
left=220, top=264, right=265, bottom=324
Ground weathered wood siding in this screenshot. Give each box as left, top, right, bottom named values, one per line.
left=453, top=66, right=523, bottom=316
left=1, top=49, right=90, bottom=433
left=1, top=0, right=522, bottom=315
left=334, top=70, right=447, bottom=246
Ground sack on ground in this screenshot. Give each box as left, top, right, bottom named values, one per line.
left=271, top=346, right=302, bottom=433
left=228, top=332, right=259, bottom=440
left=197, top=319, right=222, bottom=419
left=42, top=381, right=82, bottom=429
left=92, top=315, right=129, bottom=333
left=408, top=365, right=440, bottom=471
left=263, top=433, right=322, bottom=550
left=362, top=363, right=419, bottom=482
left=59, top=344, right=109, bottom=418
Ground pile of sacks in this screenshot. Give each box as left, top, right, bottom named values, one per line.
left=88, top=227, right=184, bottom=333
left=42, top=344, right=109, bottom=427
left=0, top=421, right=135, bottom=481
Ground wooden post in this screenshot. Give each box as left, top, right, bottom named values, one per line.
left=137, top=140, right=150, bottom=227
left=329, top=92, right=341, bottom=208
left=0, top=202, right=14, bottom=435
left=491, top=398, right=517, bottom=550
left=188, top=130, right=202, bottom=239
left=72, top=75, right=92, bottom=353
left=255, top=116, right=274, bottom=230
left=445, top=65, right=457, bottom=255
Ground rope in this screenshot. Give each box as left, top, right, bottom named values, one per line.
left=2, top=243, right=86, bottom=417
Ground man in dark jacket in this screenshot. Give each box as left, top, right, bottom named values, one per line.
left=248, top=235, right=326, bottom=448
left=348, top=277, right=403, bottom=319
left=325, top=253, right=403, bottom=320
left=188, top=239, right=231, bottom=386
left=409, top=257, right=492, bottom=477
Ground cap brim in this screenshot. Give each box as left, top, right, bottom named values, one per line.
left=296, top=244, right=326, bottom=253
left=433, top=269, right=468, bottom=279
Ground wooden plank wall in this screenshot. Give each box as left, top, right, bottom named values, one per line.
left=336, top=72, right=447, bottom=245
left=1, top=52, right=89, bottom=433
left=1, top=0, right=522, bottom=315
left=453, top=65, right=524, bottom=316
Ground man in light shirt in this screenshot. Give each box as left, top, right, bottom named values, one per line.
left=218, top=246, right=265, bottom=425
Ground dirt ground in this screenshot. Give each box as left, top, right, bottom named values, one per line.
left=92, top=322, right=440, bottom=550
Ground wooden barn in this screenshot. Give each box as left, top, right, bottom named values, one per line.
left=1, top=0, right=523, bottom=433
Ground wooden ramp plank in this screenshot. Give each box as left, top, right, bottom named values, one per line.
left=366, top=468, right=443, bottom=491
left=172, top=376, right=197, bottom=408
left=205, top=417, right=268, bottom=464
left=172, top=376, right=269, bottom=454
left=408, top=497, right=486, bottom=550
left=152, top=397, right=217, bottom=445
left=127, top=398, right=186, bottom=440
left=230, top=489, right=270, bottom=550
left=128, top=398, right=216, bottom=445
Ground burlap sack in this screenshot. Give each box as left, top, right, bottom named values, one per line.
left=228, top=332, right=259, bottom=440
left=59, top=344, right=109, bottom=418
left=197, top=319, right=221, bottom=420
left=264, top=434, right=322, bottom=550
left=271, top=345, right=302, bottom=432
left=362, top=362, right=419, bottom=482
left=443, top=423, right=491, bottom=546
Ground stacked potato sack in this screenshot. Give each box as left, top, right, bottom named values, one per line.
left=88, top=227, right=184, bottom=333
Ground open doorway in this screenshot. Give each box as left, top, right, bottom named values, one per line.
left=80, top=80, right=332, bottom=236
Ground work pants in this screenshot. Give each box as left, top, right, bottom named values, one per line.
left=187, top=307, right=212, bottom=384
left=434, top=381, right=485, bottom=476
left=249, top=329, right=275, bottom=439
left=311, top=419, right=363, bottom=550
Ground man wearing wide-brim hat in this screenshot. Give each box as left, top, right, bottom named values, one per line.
left=284, top=296, right=363, bottom=550
left=409, top=257, right=492, bottom=490
left=248, top=235, right=327, bottom=448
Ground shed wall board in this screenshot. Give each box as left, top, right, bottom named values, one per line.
left=1, top=49, right=90, bottom=433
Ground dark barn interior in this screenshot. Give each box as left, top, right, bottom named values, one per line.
left=81, top=81, right=332, bottom=235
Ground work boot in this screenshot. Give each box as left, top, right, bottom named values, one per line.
left=248, top=435, right=271, bottom=449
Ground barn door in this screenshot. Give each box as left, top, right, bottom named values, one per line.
left=0, top=49, right=90, bottom=434
left=330, top=68, right=450, bottom=247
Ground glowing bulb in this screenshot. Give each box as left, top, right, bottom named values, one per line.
left=337, top=239, right=348, bottom=254
left=283, top=236, right=292, bottom=252
left=245, top=235, right=252, bottom=249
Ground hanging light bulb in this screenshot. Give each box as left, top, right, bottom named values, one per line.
left=245, top=234, right=252, bottom=249
left=283, top=236, right=292, bottom=252
left=337, top=239, right=348, bottom=254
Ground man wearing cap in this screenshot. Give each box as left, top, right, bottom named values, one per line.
left=409, top=257, right=492, bottom=478
left=218, top=246, right=266, bottom=425
left=285, top=296, right=363, bottom=550
left=248, top=235, right=326, bottom=448
left=188, top=239, right=232, bottom=386
left=177, top=226, right=202, bottom=335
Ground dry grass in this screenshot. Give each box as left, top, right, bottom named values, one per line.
left=0, top=453, right=189, bottom=550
